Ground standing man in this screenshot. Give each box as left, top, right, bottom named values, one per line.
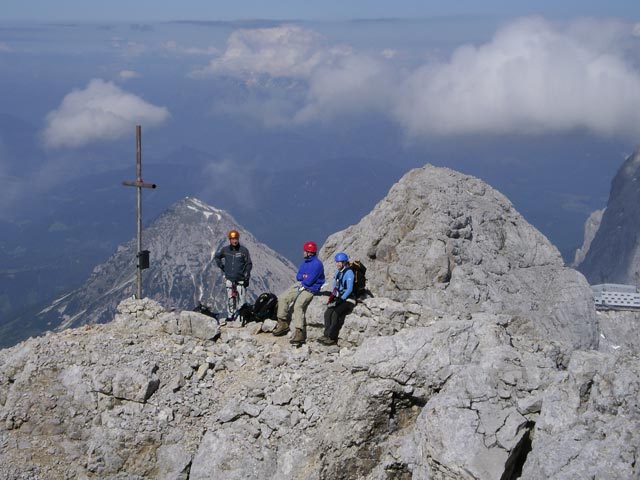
left=215, top=229, right=252, bottom=325
left=319, top=252, right=356, bottom=346
left=272, top=241, right=325, bottom=346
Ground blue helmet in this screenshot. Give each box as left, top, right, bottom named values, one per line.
left=334, top=252, right=349, bottom=262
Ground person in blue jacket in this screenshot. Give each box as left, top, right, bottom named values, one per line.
left=319, top=252, right=356, bottom=346
left=272, top=241, right=325, bottom=346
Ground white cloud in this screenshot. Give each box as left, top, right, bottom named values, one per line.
left=191, top=24, right=349, bottom=79
left=192, top=23, right=391, bottom=125
left=393, top=17, right=640, bottom=138
left=192, top=18, right=640, bottom=139
left=43, top=79, right=170, bottom=149
left=119, top=70, right=140, bottom=80
left=294, top=54, right=396, bottom=124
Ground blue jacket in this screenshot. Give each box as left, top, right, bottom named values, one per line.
left=333, top=267, right=355, bottom=300
left=296, top=255, right=325, bottom=293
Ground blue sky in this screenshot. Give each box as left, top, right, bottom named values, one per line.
left=3, top=0, right=640, bottom=22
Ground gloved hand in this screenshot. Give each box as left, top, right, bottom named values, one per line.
left=237, top=280, right=245, bottom=286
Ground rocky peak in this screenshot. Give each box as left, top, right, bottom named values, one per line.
left=578, top=149, right=640, bottom=284
left=572, top=208, right=604, bottom=268
left=320, top=164, right=598, bottom=350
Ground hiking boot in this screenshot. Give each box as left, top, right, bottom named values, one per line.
left=289, top=328, right=306, bottom=346
left=317, top=335, right=330, bottom=344
left=272, top=320, right=290, bottom=337
left=219, top=318, right=227, bottom=326
left=319, top=336, right=337, bottom=346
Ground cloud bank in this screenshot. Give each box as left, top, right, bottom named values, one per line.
left=394, top=17, right=640, bottom=138
left=192, top=24, right=349, bottom=80
left=196, top=18, right=640, bottom=139
left=43, top=79, right=170, bottom=149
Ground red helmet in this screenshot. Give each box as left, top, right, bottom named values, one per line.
left=303, top=241, right=317, bottom=253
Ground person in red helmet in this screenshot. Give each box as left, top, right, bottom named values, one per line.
left=272, top=241, right=325, bottom=346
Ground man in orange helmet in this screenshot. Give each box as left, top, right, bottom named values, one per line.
left=272, top=241, right=325, bottom=346
left=215, top=229, right=252, bottom=325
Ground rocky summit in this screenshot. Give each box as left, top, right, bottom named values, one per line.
left=1, top=165, right=639, bottom=479
left=321, top=164, right=598, bottom=351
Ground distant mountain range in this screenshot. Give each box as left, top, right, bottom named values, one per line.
left=0, top=197, right=296, bottom=347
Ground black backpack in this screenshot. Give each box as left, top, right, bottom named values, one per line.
left=348, top=261, right=367, bottom=297
left=237, top=292, right=279, bottom=326
left=252, top=292, right=278, bottom=320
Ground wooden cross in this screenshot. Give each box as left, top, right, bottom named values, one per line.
left=122, top=125, right=157, bottom=299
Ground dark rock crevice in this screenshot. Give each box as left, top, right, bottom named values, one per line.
left=388, top=390, right=427, bottom=433
left=500, top=421, right=534, bottom=480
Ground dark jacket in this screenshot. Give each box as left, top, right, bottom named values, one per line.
left=215, top=244, right=252, bottom=283
left=296, top=255, right=325, bottom=293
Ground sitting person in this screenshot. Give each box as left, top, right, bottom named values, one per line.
left=319, top=252, right=356, bottom=346
left=272, top=241, right=325, bottom=346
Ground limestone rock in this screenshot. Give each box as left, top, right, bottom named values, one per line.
left=595, top=309, right=640, bottom=355
left=521, top=351, right=640, bottom=479
left=572, top=208, right=604, bottom=268
left=320, top=164, right=598, bottom=351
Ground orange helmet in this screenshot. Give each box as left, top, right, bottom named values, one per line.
left=228, top=230, right=240, bottom=239
left=303, top=241, right=317, bottom=253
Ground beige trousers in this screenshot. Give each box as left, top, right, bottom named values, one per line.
left=277, top=286, right=314, bottom=332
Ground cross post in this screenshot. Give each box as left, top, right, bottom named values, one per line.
left=122, top=125, right=157, bottom=299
